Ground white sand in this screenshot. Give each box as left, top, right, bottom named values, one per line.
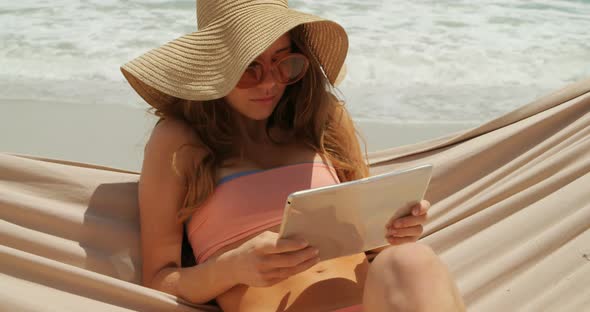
left=0, top=99, right=478, bottom=172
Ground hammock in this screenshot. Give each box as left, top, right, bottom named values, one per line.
left=1, top=78, right=589, bottom=311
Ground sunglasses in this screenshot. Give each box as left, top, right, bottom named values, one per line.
left=237, top=53, right=309, bottom=89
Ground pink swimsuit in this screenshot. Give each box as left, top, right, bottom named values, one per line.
left=186, top=162, right=340, bottom=263
left=185, top=161, right=362, bottom=312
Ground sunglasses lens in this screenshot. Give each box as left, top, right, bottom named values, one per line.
left=237, top=62, right=263, bottom=88
left=276, top=55, right=308, bottom=84
left=236, top=54, right=309, bottom=88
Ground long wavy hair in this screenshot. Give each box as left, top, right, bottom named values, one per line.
left=150, top=25, right=369, bottom=226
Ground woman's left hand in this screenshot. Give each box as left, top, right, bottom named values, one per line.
left=384, top=200, right=430, bottom=245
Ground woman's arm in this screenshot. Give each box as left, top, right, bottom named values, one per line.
left=138, top=118, right=236, bottom=303
left=148, top=253, right=236, bottom=304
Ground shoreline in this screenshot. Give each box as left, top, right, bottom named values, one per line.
left=1, top=98, right=478, bottom=172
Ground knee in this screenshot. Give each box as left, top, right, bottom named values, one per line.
left=370, top=242, right=442, bottom=279
left=365, top=243, right=465, bottom=311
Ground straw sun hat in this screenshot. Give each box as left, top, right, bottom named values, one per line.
left=120, top=0, right=349, bottom=110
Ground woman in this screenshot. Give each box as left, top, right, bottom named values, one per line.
left=122, top=1, right=465, bottom=311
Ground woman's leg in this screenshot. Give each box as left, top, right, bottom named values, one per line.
left=362, top=242, right=465, bottom=312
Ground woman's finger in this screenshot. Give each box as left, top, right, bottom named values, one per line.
left=263, top=255, right=320, bottom=279
left=386, top=235, right=418, bottom=246
left=385, top=200, right=431, bottom=228
left=386, top=224, right=423, bottom=238
left=412, top=200, right=431, bottom=216
left=390, top=213, right=428, bottom=229
left=262, top=246, right=319, bottom=269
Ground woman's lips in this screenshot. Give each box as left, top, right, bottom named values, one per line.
left=251, top=96, right=276, bottom=104
left=251, top=96, right=275, bottom=101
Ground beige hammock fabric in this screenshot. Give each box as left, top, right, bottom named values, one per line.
left=1, top=78, right=589, bottom=311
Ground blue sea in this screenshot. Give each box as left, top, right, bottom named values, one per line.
left=1, top=0, right=589, bottom=122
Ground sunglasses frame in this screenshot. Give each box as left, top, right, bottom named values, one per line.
left=236, top=53, right=310, bottom=89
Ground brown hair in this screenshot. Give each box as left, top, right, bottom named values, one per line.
left=150, top=26, right=369, bottom=224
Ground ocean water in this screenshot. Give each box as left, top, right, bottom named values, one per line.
left=1, top=0, right=589, bottom=122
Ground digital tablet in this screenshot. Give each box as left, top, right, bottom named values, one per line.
left=278, top=164, right=433, bottom=261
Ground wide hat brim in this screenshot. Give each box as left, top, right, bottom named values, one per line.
left=120, top=4, right=348, bottom=109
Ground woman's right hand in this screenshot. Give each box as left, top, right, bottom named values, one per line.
left=225, top=231, right=320, bottom=287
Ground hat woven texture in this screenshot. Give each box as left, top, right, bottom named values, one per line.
left=120, top=0, right=348, bottom=109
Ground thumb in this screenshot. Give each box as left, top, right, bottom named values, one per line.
left=260, top=235, right=309, bottom=254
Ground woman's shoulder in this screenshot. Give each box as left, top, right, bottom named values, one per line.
left=149, top=118, right=200, bottom=146
left=144, top=118, right=207, bottom=176
left=146, top=118, right=205, bottom=154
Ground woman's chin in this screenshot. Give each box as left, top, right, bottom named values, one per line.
left=238, top=111, right=271, bottom=122
left=245, top=105, right=278, bottom=120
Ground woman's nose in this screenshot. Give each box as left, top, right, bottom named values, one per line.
left=257, top=66, right=277, bottom=89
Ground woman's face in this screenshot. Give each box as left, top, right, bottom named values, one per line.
left=224, top=33, right=292, bottom=121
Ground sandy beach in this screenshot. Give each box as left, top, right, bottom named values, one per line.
left=0, top=98, right=477, bottom=172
